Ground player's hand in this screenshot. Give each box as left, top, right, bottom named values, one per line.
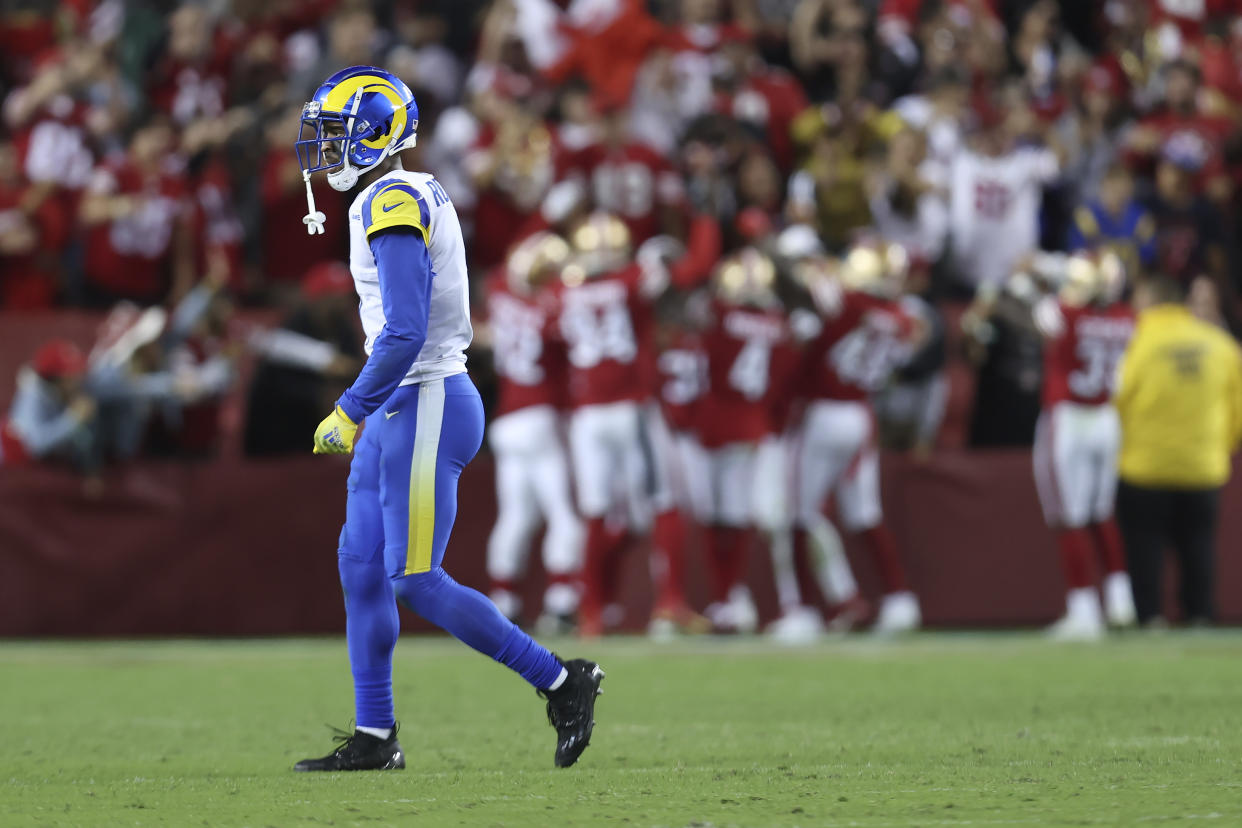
left=313, top=406, right=358, bottom=455
left=68, top=395, right=97, bottom=423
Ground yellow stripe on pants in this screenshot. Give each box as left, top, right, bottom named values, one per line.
left=405, top=380, right=445, bottom=575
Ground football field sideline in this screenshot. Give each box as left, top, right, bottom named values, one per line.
left=2, top=633, right=1240, bottom=827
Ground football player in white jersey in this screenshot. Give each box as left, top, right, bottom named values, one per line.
left=293, top=66, right=602, bottom=772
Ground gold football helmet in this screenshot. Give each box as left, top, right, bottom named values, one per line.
left=506, top=232, right=570, bottom=295
left=565, top=211, right=631, bottom=283
left=713, top=248, right=779, bottom=309
left=838, top=239, right=909, bottom=298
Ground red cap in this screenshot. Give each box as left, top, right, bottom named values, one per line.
left=735, top=207, right=774, bottom=241
left=32, top=339, right=86, bottom=380
left=302, top=261, right=354, bottom=300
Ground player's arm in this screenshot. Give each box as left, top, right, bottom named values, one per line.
left=314, top=184, right=433, bottom=454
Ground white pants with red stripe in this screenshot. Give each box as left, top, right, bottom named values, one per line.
left=795, top=400, right=882, bottom=532
left=568, top=400, right=651, bottom=529
left=1033, top=401, right=1120, bottom=529
left=486, top=404, right=584, bottom=583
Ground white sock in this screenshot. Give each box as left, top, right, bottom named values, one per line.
left=546, top=667, right=569, bottom=691
left=357, top=725, right=391, bottom=739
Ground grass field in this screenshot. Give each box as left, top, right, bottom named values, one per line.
left=3, top=634, right=1241, bottom=827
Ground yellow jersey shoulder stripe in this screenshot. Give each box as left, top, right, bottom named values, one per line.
left=364, top=180, right=430, bottom=244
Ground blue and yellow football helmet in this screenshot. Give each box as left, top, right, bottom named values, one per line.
left=295, top=66, right=419, bottom=234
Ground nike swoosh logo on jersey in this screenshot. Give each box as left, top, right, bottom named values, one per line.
left=385, top=410, right=399, bottom=419
left=382, top=202, right=401, bottom=212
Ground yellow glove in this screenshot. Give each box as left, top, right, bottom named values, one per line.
left=313, top=406, right=358, bottom=455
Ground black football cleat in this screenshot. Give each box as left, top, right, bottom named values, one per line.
left=294, top=724, right=406, bottom=772
left=538, top=658, right=605, bottom=768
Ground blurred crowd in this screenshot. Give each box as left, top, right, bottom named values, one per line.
left=2, top=0, right=1241, bottom=629
left=2, top=0, right=1241, bottom=305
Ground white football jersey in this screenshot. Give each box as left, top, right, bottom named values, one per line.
left=347, top=169, right=473, bottom=386
left=948, top=147, right=1059, bottom=289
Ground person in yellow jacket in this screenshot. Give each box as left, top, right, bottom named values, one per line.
left=1114, top=274, right=1242, bottom=626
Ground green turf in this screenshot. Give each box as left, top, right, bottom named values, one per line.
left=2, top=634, right=1241, bottom=827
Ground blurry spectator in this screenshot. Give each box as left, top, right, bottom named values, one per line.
left=890, top=67, right=970, bottom=175
left=875, top=293, right=947, bottom=457
left=1197, top=19, right=1242, bottom=110
left=1124, top=59, right=1236, bottom=205
left=905, top=0, right=1005, bottom=82
left=244, top=263, right=363, bottom=457
left=505, top=0, right=574, bottom=74
left=149, top=277, right=239, bottom=458
left=866, top=126, right=947, bottom=268
left=541, top=0, right=666, bottom=108
left=78, top=117, right=194, bottom=306
left=259, top=104, right=347, bottom=292
left=790, top=0, right=874, bottom=103
left=3, top=340, right=98, bottom=473
left=1011, top=0, right=1076, bottom=117
left=679, top=113, right=750, bottom=223
left=1146, top=136, right=1234, bottom=330
left=962, top=267, right=1046, bottom=447
left=293, top=6, right=382, bottom=104
left=709, top=37, right=807, bottom=174
left=1068, top=163, right=1157, bottom=274
left=1115, top=273, right=1242, bottom=626
left=3, top=44, right=100, bottom=194
left=787, top=103, right=890, bottom=250
left=1056, top=61, right=1133, bottom=211
left=630, top=45, right=706, bottom=155
left=0, top=138, right=70, bottom=308
left=946, top=105, right=1060, bottom=296
left=560, top=97, right=686, bottom=245
left=147, top=5, right=231, bottom=127
left=734, top=148, right=783, bottom=224
left=182, top=114, right=248, bottom=294
left=84, top=298, right=221, bottom=463
left=465, top=98, right=559, bottom=271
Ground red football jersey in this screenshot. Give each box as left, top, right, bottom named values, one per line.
left=559, top=141, right=684, bottom=244
left=83, top=160, right=189, bottom=301
left=696, top=300, right=795, bottom=447
left=554, top=264, right=655, bottom=407
left=485, top=270, right=567, bottom=417
left=655, top=329, right=708, bottom=433
left=1041, top=301, right=1134, bottom=407
left=803, top=291, right=914, bottom=402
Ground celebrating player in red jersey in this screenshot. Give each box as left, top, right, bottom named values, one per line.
left=1032, top=252, right=1137, bottom=640
left=553, top=212, right=666, bottom=636
left=794, top=240, right=925, bottom=634
left=642, top=241, right=713, bottom=637
left=691, top=248, right=796, bottom=632
left=484, top=232, right=584, bottom=631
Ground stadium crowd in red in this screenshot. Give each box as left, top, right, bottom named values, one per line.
left=2, top=0, right=1240, bottom=310
left=3, top=0, right=1241, bottom=636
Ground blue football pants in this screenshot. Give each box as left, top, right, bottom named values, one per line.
left=336, top=374, right=563, bottom=729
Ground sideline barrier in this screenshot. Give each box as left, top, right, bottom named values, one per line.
left=1, top=451, right=1237, bottom=635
